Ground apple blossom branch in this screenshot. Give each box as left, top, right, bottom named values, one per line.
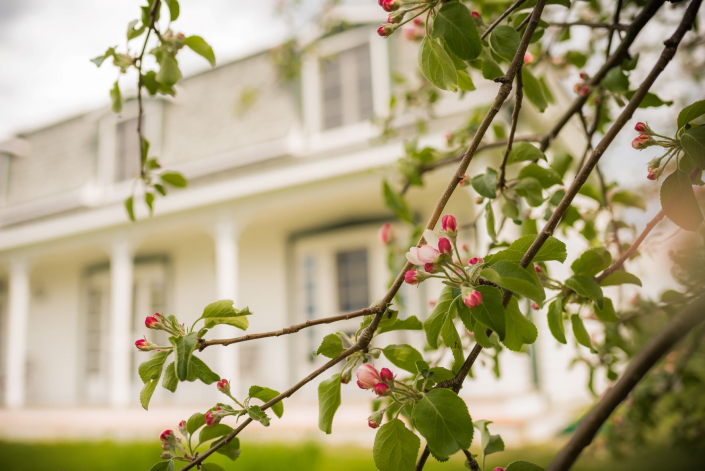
left=546, top=21, right=629, bottom=31
left=497, top=64, right=524, bottom=190
left=547, top=294, right=705, bottom=471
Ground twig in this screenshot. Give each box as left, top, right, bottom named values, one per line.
left=199, top=306, right=378, bottom=350
left=547, top=293, right=705, bottom=471
left=462, top=449, right=481, bottom=471
left=136, top=0, right=161, bottom=178
left=481, top=0, right=527, bottom=40
left=498, top=65, right=524, bottom=190
left=547, top=21, right=629, bottom=31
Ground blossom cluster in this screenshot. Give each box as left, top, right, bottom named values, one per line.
left=355, top=363, right=422, bottom=429
left=630, top=121, right=681, bottom=181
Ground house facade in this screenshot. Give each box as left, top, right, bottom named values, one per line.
left=0, top=7, right=593, bottom=443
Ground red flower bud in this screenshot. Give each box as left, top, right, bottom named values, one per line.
left=374, top=382, right=391, bottom=396
left=631, top=134, right=651, bottom=150
left=377, top=24, right=397, bottom=38
left=471, top=10, right=481, bottom=20
left=205, top=407, right=223, bottom=427
left=524, top=52, right=534, bottom=65
left=341, top=375, right=350, bottom=384
left=634, top=122, right=648, bottom=133
left=378, top=222, right=393, bottom=245
left=468, top=257, right=484, bottom=266
left=424, top=263, right=437, bottom=274
left=647, top=171, right=657, bottom=180
left=413, top=18, right=424, bottom=26
left=428, top=299, right=436, bottom=307
left=460, top=243, right=468, bottom=251
left=534, top=265, right=542, bottom=274
left=356, top=364, right=381, bottom=389
left=579, top=71, right=588, bottom=80
left=405, top=269, right=422, bottom=285
left=493, top=468, right=506, bottom=471
left=438, top=237, right=452, bottom=255
left=579, top=85, right=592, bottom=97
left=380, top=368, right=394, bottom=383
left=442, top=215, right=458, bottom=234
left=463, top=290, right=483, bottom=309
left=532, top=302, right=539, bottom=310
left=573, top=82, right=583, bottom=94
left=135, top=339, right=149, bottom=351
left=381, top=0, right=399, bottom=12
left=368, top=419, right=380, bottom=429
left=216, top=378, right=230, bottom=393
left=458, top=174, right=468, bottom=186
left=145, top=316, right=160, bottom=329
left=160, top=429, right=174, bottom=443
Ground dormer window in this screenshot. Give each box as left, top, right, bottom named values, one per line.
left=321, top=44, right=373, bottom=130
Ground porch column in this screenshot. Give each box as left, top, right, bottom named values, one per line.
left=214, top=219, right=241, bottom=396
left=4, top=259, right=30, bottom=408
left=109, top=240, right=133, bottom=407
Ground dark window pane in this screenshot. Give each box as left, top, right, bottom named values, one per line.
left=321, top=56, right=343, bottom=130
left=336, top=249, right=369, bottom=311
left=355, top=45, right=374, bottom=121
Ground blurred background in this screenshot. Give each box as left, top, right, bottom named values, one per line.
left=1, top=0, right=704, bottom=469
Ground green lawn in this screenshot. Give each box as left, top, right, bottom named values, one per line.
left=0, top=440, right=702, bottom=471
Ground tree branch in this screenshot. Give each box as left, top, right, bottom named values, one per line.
left=481, top=0, right=528, bottom=40
left=498, top=65, right=524, bottom=190
left=136, top=0, right=161, bottom=179
left=546, top=21, right=629, bottom=31
left=547, top=293, right=705, bottom=471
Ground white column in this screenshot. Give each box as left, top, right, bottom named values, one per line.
left=4, top=259, right=30, bottom=408
left=109, top=240, right=133, bottom=407
left=214, top=219, right=241, bottom=396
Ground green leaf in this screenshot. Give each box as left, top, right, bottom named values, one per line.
left=547, top=298, right=566, bottom=344
left=383, top=180, right=414, bottom=224
left=127, top=20, right=146, bottom=41
left=161, top=171, right=188, bottom=188
left=515, top=177, right=544, bottom=207
left=165, top=0, right=180, bottom=21
left=521, top=68, right=548, bottom=113
left=611, top=190, right=646, bottom=210
left=211, top=437, right=240, bottom=461
left=149, top=461, right=174, bottom=471
left=481, top=260, right=546, bottom=304
left=441, top=313, right=464, bottom=373
left=484, top=234, right=567, bottom=265
left=507, top=142, right=545, bottom=165
left=91, top=47, right=116, bottom=67
left=471, top=167, right=498, bottom=199
left=199, top=424, right=233, bottom=444
left=373, top=418, right=421, bottom=471
left=486, top=201, right=497, bottom=242
left=249, top=385, right=284, bottom=418
left=681, top=126, right=705, bottom=170
left=154, top=183, right=167, bottom=196
left=413, top=389, right=473, bottom=459
left=188, top=355, right=220, bottom=384
left=518, top=164, right=562, bottom=189
left=418, top=37, right=458, bottom=92
left=506, top=461, right=545, bottom=471
left=566, top=275, right=604, bottom=309
left=571, top=315, right=594, bottom=352
left=601, top=67, right=629, bottom=93
left=383, top=344, right=424, bottom=374
left=432, top=3, right=482, bottom=61
left=489, top=26, right=520, bottom=61
left=550, top=151, right=573, bottom=178
left=660, top=170, right=703, bottom=231
left=186, top=412, right=206, bottom=434
left=571, top=248, right=612, bottom=277
left=578, top=184, right=602, bottom=204
left=481, top=55, right=504, bottom=80
left=458, top=70, right=476, bottom=91
left=423, top=286, right=454, bottom=348
left=170, top=332, right=199, bottom=381
left=202, top=464, right=228, bottom=471
left=466, top=286, right=506, bottom=340
left=138, top=350, right=172, bottom=383
left=145, top=192, right=155, bottom=215
left=565, top=51, right=587, bottom=68
left=200, top=299, right=251, bottom=330
left=316, top=334, right=345, bottom=358
left=594, top=297, right=619, bottom=323
left=140, top=379, right=159, bottom=410
left=502, top=298, right=538, bottom=352
left=318, top=374, right=342, bottom=434
left=625, top=90, right=673, bottom=108
left=110, top=81, right=123, bottom=114
left=599, top=271, right=642, bottom=287
left=142, top=71, right=159, bottom=96
left=156, top=54, right=182, bottom=87
left=473, top=420, right=505, bottom=457
left=378, top=315, right=423, bottom=334
left=184, top=35, right=216, bottom=67
left=678, top=100, right=705, bottom=130
left=162, top=362, right=178, bottom=392
left=247, top=405, right=270, bottom=426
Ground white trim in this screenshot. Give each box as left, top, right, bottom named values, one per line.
left=4, top=259, right=29, bottom=408
left=108, top=240, right=133, bottom=408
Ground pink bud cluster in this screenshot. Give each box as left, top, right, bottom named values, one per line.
left=378, top=222, right=393, bottom=245
left=205, top=406, right=224, bottom=427
left=402, top=18, right=426, bottom=41
left=631, top=122, right=660, bottom=180
left=573, top=72, right=591, bottom=97
left=357, top=364, right=395, bottom=398
left=463, top=290, right=483, bottom=308
left=216, top=378, right=230, bottom=394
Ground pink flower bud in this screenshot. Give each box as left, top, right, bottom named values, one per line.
left=413, top=18, right=424, bottom=26
left=438, top=237, right=452, bottom=255
left=160, top=429, right=174, bottom=443
left=458, top=174, right=468, bottom=186
left=405, top=270, right=421, bottom=285
left=468, top=257, right=484, bottom=266
left=387, top=9, right=406, bottom=24
left=374, top=382, right=391, bottom=396
left=216, top=378, right=230, bottom=393
left=631, top=134, right=651, bottom=150
left=532, top=302, right=539, bottom=310
left=381, top=0, right=399, bottom=12
left=341, top=375, right=350, bottom=384
left=424, top=263, right=437, bottom=274
left=463, top=290, right=483, bottom=309
left=145, top=316, right=160, bottom=329
left=368, top=419, right=380, bottom=429
left=647, top=171, right=657, bottom=180
left=579, top=86, right=592, bottom=97
left=135, top=339, right=149, bottom=351
left=178, top=420, right=187, bottom=436
left=378, top=223, right=393, bottom=245
left=205, top=407, right=223, bottom=427
left=418, top=245, right=441, bottom=264
left=356, top=364, right=381, bottom=389
left=493, top=468, right=506, bottom=471
left=442, top=215, right=458, bottom=234
left=377, top=24, right=397, bottom=38
left=428, top=299, right=436, bottom=307
left=460, top=243, right=468, bottom=251
left=524, top=52, right=534, bottom=65
left=380, top=368, right=394, bottom=383
left=634, top=122, right=648, bottom=133
left=534, top=265, right=542, bottom=274
left=471, top=10, right=481, bottom=20
left=579, top=71, right=588, bottom=80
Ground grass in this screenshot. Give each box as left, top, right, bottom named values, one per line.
left=0, top=440, right=703, bottom=471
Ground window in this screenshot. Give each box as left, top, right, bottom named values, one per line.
left=114, top=117, right=143, bottom=182
left=321, top=44, right=374, bottom=130
left=336, top=249, right=370, bottom=311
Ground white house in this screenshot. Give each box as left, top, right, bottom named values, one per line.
left=0, top=6, right=594, bottom=444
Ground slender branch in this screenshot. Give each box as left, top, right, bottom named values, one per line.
left=481, top=0, right=527, bottom=40
left=547, top=293, right=705, bottom=471
left=498, top=65, right=524, bottom=190
left=546, top=21, right=629, bottom=31
left=199, top=307, right=378, bottom=350
left=136, top=0, right=161, bottom=178
left=462, top=449, right=481, bottom=471
left=415, top=448, right=431, bottom=471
